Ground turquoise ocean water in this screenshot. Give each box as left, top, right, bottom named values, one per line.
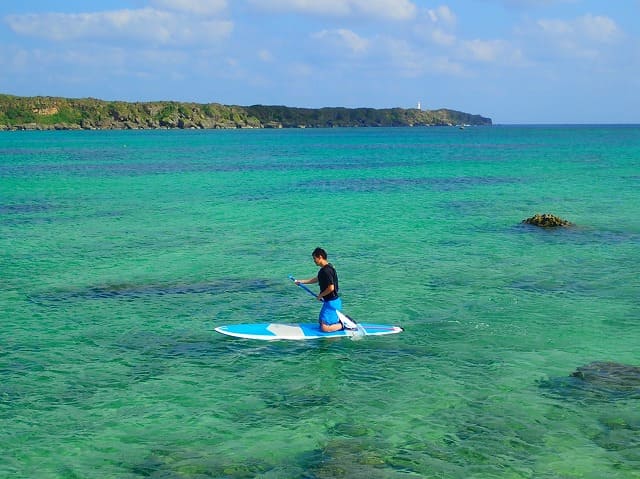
left=1, top=126, right=639, bottom=478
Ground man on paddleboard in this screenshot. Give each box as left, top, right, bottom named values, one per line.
left=294, top=247, right=343, bottom=332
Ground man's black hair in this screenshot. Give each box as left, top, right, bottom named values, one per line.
left=312, top=247, right=327, bottom=259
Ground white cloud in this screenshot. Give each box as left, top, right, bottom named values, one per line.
left=495, top=0, right=578, bottom=7
left=431, top=57, right=466, bottom=76
left=149, top=0, right=228, bottom=16
left=1, top=45, right=38, bottom=72
left=287, top=62, right=313, bottom=77
left=378, top=37, right=466, bottom=78
left=351, top=0, right=417, bottom=21
left=536, top=14, right=621, bottom=43
left=529, top=13, right=622, bottom=60
left=377, top=37, right=420, bottom=76
left=258, top=49, right=274, bottom=62
left=461, top=38, right=524, bottom=64
left=4, top=8, right=233, bottom=46
left=247, top=0, right=417, bottom=21
left=313, top=29, right=370, bottom=54
left=247, top=0, right=350, bottom=16
left=430, top=28, right=456, bottom=46
left=463, top=39, right=502, bottom=62
left=0, top=42, right=190, bottom=83
left=427, top=6, right=457, bottom=26
left=536, top=18, right=571, bottom=36
left=574, top=14, right=620, bottom=43
left=420, top=6, right=458, bottom=46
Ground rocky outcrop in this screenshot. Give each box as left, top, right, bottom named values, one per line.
left=0, top=94, right=492, bottom=130
left=522, top=213, right=572, bottom=227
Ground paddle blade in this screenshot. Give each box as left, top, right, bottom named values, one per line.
left=336, top=310, right=366, bottom=339
left=337, top=310, right=357, bottom=329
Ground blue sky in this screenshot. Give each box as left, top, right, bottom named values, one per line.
left=1, top=1, right=638, bottom=123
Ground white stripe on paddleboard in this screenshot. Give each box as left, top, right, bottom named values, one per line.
left=267, top=323, right=305, bottom=338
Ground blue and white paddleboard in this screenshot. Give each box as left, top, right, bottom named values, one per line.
left=214, top=323, right=403, bottom=341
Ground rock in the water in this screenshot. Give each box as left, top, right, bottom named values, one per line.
left=539, top=361, right=640, bottom=402
left=522, top=213, right=571, bottom=227
left=571, top=361, right=640, bottom=392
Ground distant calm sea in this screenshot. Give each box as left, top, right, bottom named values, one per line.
left=1, top=126, right=639, bottom=478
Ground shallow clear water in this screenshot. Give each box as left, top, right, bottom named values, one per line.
left=1, top=126, right=639, bottom=478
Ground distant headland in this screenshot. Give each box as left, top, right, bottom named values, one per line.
left=0, top=94, right=491, bottom=131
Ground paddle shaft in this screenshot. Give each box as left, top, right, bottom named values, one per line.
left=288, top=275, right=323, bottom=300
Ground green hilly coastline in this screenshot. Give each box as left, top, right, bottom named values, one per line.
left=0, top=94, right=491, bottom=130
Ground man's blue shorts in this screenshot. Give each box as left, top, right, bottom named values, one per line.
left=319, top=297, right=342, bottom=325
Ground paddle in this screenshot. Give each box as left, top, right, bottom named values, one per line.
left=288, top=275, right=365, bottom=337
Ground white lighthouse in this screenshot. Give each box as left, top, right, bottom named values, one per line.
left=417, top=101, right=421, bottom=111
